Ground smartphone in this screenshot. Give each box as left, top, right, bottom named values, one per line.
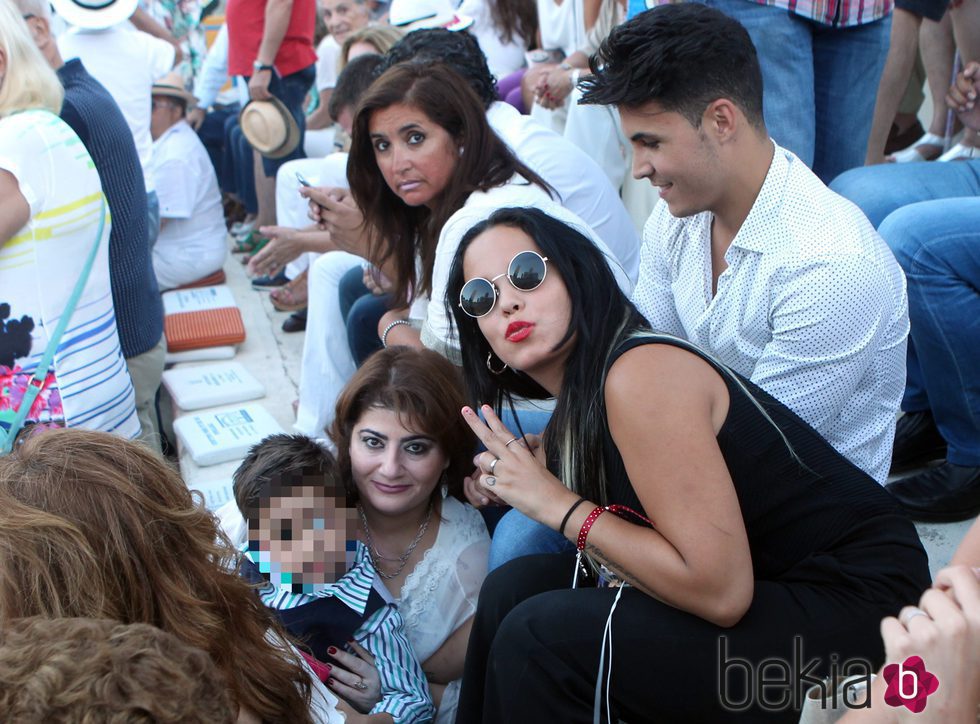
left=295, top=172, right=312, bottom=187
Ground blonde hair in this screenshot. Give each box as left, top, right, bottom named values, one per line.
left=339, top=24, right=403, bottom=69
left=0, top=0, right=63, bottom=117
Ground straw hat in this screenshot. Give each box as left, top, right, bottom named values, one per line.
left=389, top=0, right=474, bottom=32
left=50, top=0, right=139, bottom=30
left=239, top=98, right=301, bottom=160
left=152, top=71, right=197, bottom=109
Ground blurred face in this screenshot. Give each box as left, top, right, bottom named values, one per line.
left=251, top=484, right=358, bottom=591
left=350, top=407, right=449, bottom=519
left=463, top=225, right=573, bottom=383
left=619, top=100, right=722, bottom=218
left=150, top=96, right=183, bottom=141
left=321, top=0, right=370, bottom=44
left=369, top=102, right=459, bottom=208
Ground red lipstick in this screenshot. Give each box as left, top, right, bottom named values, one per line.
left=506, top=321, right=534, bottom=342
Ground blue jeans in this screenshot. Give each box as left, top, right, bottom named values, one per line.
left=337, top=266, right=389, bottom=366
left=223, top=115, right=258, bottom=214
left=700, top=0, right=890, bottom=182
left=832, top=161, right=980, bottom=465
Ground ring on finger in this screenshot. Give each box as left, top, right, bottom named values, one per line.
left=900, top=607, right=929, bottom=627
left=485, top=476, right=497, bottom=487
left=505, top=436, right=523, bottom=448
left=489, top=457, right=500, bottom=475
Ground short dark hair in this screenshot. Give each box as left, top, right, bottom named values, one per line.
left=330, top=53, right=384, bottom=122
left=580, top=4, right=765, bottom=128
left=380, top=28, right=497, bottom=109
left=233, top=434, right=343, bottom=523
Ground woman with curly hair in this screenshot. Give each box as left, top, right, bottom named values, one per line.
left=0, top=428, right=337, bottom=723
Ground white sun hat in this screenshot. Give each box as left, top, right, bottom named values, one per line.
left=389, top=0, right=474, bottom=32
left=50, top=0, right=139, bottom=30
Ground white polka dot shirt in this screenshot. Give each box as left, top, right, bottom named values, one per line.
left=631, top=143, right=908, bottom=484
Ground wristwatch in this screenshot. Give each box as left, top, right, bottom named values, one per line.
left=252, top=60, right=274, bottom=73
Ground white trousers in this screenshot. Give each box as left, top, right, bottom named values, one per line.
left=294, top=249, right=366, bottom=438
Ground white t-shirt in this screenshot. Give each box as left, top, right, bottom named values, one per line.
left=632, top=143, right=909, bottom=484
left=0, top=110, right=139, bottom=438
left=58, top=24, right=175, bottom=193
left=487, top=101, right=640, bottom=282
left=536, top=0, right=585, bottom=56
left=397, top=496, right=489, bottom=724
left=151, top=120, right=227, bottom=290
left=418, top=178, right=633, bottom=359
left=315, top=35, right=341, bottom=93
left=458, top=0, right=527, bottom=78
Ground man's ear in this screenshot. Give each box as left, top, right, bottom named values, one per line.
left=702, top=99, right=739, bottom=143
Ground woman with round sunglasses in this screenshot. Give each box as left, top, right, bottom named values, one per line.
left=446, top=207, right=931, bottom=723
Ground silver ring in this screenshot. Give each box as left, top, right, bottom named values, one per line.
left=505, top=436, right=522, bottom=447
left=900, top=607, right=929, bottom=627
left=485, top=476, right=496, bottom=487
left=489, top=457, right=500, bottom=475
left=354, top=678, right=368, bottom=690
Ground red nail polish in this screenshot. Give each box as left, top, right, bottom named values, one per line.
left=328, top=678, right=335, bottom=686
left=327, top=646, right=337, bottom=655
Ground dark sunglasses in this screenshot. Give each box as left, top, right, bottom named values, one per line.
left=458, top=251, right=549, bottom=318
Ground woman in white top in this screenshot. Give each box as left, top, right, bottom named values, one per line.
left=330, top=346, right=490, bottom=723
left=0, top=5, right=139, bottom=441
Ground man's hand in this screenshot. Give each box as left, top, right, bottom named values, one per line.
left=946, top=60, right=980, bottom=132
left=187, top=107, right=206, bottom=130
left=247, top=225, right=305, bottom=277
left=248, top=69, right=273, bottom=101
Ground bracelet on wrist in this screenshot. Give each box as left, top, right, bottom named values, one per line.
left=576, top=506, right=607, bottom=551
left=559, top=497, right=587, bottom=537
left=381, top=319, right=412, bottom=348
left=569, top=68, right=581, bottom=91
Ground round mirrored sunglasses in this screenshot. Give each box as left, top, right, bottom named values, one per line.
left=458, top=251, right=549, bottom=318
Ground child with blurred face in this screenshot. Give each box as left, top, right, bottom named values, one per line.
left=233, top=434, right=434, bottom=722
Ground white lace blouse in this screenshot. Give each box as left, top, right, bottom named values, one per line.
left=396, top=495, right=490, bottom=724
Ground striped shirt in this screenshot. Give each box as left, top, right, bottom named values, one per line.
left=646, top=0, right=892, bottom=27
left=0, top=110, right=139, bottom=439
left=246, top=542, right=435, bottom=724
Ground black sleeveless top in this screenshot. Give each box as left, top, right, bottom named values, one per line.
left=600, top=335, right=930, bottom=602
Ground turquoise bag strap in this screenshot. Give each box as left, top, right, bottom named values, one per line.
left=0, top=196, right=107, bottom=455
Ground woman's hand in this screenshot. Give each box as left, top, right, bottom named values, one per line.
left=300, top=186, right=369, bottom=256
left=463, top=465, right=504, bottom=508
left=462, top=405, right=577, bottom=527
left=877, top=566, right=980, bottom=722
left=247, top=225, right=303, bottom=277
left=363, top=266, right=392, bottom=296
left=946, top=60, right=980, bottom=132
left=535, top=66, right=575, bottom=110
left=326, top=641, right=383, bottom=714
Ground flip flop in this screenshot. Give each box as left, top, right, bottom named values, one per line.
left=232, top=230, right=269, bottom=254
left=887, top=132, right=945, bottom=163
left=270, top=270, right=309, bottom=312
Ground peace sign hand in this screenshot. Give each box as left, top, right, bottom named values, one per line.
left=461, top=405, right=578, bottom=528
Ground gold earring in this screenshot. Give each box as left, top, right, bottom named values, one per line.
left=486, top=351, right=508, bottom=375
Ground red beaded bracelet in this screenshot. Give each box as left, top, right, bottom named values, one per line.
left=576, top=506, right=607, bottom=551
left=576, top=504, right=655, bottom=552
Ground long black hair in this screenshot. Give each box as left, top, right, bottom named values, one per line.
left=446, top=207, right=647, bottom=505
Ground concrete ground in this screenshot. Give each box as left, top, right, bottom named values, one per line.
left=170, top=249, right=972, bottom=576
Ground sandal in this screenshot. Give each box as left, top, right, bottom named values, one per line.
left=937, top=141, right=979, bottom=162
left=270, top=270, right=309, bottom=311
left=231, top=230, right=268, bottom=254
left=888, top=132, right=945, bottom=163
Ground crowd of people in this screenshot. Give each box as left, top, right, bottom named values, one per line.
left=0, top=0, right=979, bottom=719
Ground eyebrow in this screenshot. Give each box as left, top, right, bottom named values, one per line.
left=398, top=122, right=423, bottom=134
left=360, top=428, right=434, bottom=444
left=630, top=132, right=662, bottom=143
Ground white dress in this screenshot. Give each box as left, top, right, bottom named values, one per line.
left=397, top=495, right=490, bottom=724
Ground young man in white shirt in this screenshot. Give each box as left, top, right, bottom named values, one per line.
left=581, top=4, right=909, bottom=485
